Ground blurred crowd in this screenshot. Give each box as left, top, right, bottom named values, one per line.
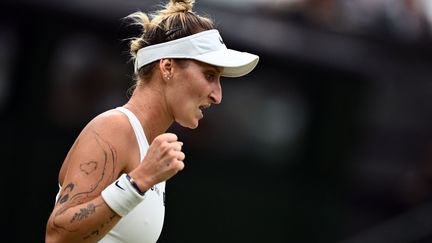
left=260, top=0, right=432, bottom=41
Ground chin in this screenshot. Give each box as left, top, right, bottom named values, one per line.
left=187, top=121, right=199, bottom=129
left=177, top=119, right=199, bottom=129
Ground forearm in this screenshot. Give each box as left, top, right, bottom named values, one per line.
left=46, top=196, right=121, bottom=243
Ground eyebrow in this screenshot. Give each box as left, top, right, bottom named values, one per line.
left=211, top=66, right=223, bottom=74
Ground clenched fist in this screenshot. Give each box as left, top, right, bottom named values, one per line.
left=128, top=133, right=185, bottom=192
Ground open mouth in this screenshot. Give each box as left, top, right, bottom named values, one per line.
left=199, top=104, right=211, bottom=112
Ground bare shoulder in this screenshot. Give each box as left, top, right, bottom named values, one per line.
left=58, top=108, right=138, bottom=187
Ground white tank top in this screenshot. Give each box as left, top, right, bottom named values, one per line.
left=100, top=107, right=165, bottom=243
left=56, top=107, right=166, bottom=243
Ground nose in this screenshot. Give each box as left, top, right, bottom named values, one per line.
left=209, top=80, right=222, bottom=104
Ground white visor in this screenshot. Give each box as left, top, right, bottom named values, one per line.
left=135, top=29, right=259, bottom=77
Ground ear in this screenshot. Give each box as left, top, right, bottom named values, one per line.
left=159, top=58, right=173, bottom=81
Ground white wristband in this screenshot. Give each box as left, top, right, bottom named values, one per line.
left=101, top=173, right=146, bottom=216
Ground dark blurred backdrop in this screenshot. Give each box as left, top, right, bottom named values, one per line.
left=1, top=0, right=432, bottom=242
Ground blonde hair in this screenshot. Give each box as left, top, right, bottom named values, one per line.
left=126, top=0, right=215, bottom=81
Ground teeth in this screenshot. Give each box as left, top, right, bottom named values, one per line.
left=199, top=104, right=210, bottom=110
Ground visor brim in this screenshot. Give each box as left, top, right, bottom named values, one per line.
left=193, top=49, right=259, bottom=77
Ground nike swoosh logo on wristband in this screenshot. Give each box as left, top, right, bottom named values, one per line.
left=115, top=180, right=125, bottom=191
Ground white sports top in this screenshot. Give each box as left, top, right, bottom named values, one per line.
left=100, top=107, right=165, bottom=243
left=56, top=107, right=166, bottom=243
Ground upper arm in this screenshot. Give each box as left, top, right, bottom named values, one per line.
left=45, top=111, right=140, bottom=241
left=55, top=111, right=135, bottom=209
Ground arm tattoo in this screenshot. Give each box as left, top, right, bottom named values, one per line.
left=82, top=213, right=117, bottom=240
left=52, top=130, right=118, bottom=233
left=57, top=183, right=75, bottom=205
left=80, top=161, right=97, bottom=175
left=70, top=203, right=98, bottom=223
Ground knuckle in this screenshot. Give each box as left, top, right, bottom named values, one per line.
left=153, top=136, right=163, bottom=145
left=170, top=133, right=178, bottom=141
left=168, top=150, right=177, bottom=158
left=160, top=142, right=169, bottom=151
left=163, top=133, right=177, bottom=141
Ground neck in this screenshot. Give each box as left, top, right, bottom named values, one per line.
left=124, top=83, right=173, bottom=143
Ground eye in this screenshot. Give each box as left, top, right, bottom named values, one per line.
left=205, top=72, right=216, bottom=81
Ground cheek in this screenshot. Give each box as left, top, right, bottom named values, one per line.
left=176, top=79, right=206, bottom=103
left=168, top=71, right=209, bottom=111
left=167, top=83, right=196, bottom=115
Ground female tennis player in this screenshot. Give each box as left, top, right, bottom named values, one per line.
left=45, top=0, right=258, bottom=242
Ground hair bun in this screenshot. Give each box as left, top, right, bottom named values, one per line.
left=166, top=0, right=195, bottom=14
